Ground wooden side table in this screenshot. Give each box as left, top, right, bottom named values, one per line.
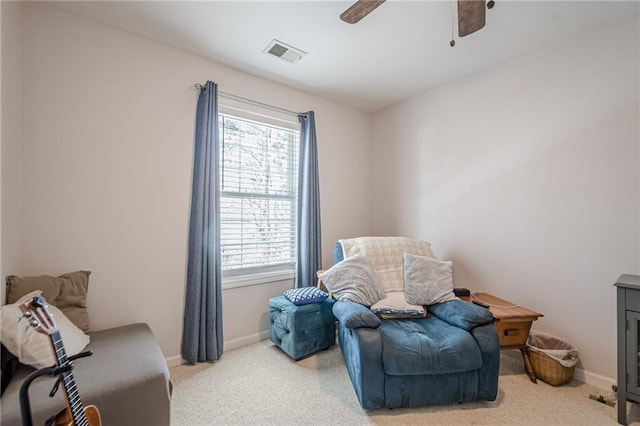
left=471, top=293, right=544, bottom=383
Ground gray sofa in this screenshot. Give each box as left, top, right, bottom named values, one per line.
left=1, top=323, right=172, bottom=425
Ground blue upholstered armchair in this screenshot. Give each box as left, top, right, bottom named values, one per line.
left=326, top=239, right=500, bottom=409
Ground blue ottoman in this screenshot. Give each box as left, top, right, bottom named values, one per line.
left=269, top=295, right=335, bottom=360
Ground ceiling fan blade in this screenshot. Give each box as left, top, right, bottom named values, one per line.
left=458, top=0, right=486, bottom=37
left=340, top=0, right=386, bottom=24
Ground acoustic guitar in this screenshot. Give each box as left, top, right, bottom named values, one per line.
left=20, top=296, right=102, bottom=426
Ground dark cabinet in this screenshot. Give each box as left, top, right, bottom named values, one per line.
left=615, top=274, right=640, bottom=425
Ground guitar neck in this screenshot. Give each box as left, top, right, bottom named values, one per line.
left=50, top=330, right=89, bottom=426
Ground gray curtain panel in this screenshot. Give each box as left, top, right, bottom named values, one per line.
left=296, top=111, right=322, bottom=288
left=182, top=80, right=223, bottom=363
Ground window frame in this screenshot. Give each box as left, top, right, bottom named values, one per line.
left=218, top=101, right=300, bottom=289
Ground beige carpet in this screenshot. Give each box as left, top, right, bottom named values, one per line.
left=170, top=340, right=638, bottom=425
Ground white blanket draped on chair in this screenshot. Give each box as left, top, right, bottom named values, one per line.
left=339, top=236, right=436, bottom=292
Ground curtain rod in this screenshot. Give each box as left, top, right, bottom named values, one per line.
left=194, top=83, right=306, bottom=118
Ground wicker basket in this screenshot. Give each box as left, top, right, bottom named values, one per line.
left=528, top=348, right=575, bottom=386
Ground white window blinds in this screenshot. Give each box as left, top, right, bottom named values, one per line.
left=219, top=113, right=299, bottom=273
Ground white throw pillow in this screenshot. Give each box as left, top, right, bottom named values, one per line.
left=403, top=253, right=457, bottom=305
left=318, top=255, right=387, bottom=306
left=0, top=290, right=90, bottom=369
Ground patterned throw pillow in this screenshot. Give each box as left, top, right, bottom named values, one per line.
left=284, top=287, right=329, bottom=306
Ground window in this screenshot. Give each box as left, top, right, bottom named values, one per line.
left=219, top=113, right=299, bottom=278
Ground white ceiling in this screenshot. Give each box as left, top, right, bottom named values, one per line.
left=51, top=1, right=639, bottom=113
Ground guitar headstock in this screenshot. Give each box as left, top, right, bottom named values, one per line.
left=19, top=296, right=58, bottom=336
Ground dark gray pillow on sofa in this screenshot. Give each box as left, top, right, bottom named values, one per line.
left=1, top=344, right=19, bottom=396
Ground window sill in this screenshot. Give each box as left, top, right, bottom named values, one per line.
left=222, top=269, right=295, bottom=290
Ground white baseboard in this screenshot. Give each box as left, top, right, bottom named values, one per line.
left=573, top=367, right=615, bottom=391
left=165, top=330, right=271, bottom=367
left=165, top=355, right=183, bottom=368
left=224, top=330, right=270, bottom=351
left=500, top=349, right=615, bottom=391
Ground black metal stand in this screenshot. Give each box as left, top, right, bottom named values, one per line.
left=19, top=351, right=93, bottom=426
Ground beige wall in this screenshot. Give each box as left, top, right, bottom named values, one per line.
left=14, top=2, right=372, bottom=362
left=371, top=17, right=639, bottom=386
left=1, top=0, right=23, bottom=303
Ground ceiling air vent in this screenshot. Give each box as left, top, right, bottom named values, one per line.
left=263, top=39, right=307, bottom=64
